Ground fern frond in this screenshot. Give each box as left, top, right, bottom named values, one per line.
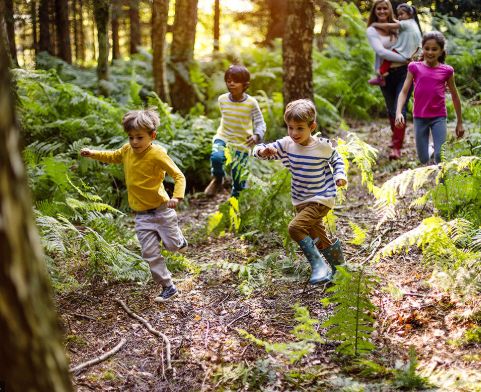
left=348, top=221, right=367, bottom=246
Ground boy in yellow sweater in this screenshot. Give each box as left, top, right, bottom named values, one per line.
left=80, top=109, right=186, bottom=302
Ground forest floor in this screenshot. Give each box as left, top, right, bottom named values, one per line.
left=58, top=121, right=481, bottom=392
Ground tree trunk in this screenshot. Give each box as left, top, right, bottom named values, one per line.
left=282, top=0, right=314, bottom=105
left=111, top=0, right=121, bottom=60
left=78, top=0, right=85, bottom=63
left=316, top=0, right=333, bottom=51
left=54, top=0, right=72, bottom=63
left=265, top=0, right=286, bottom=47
left=31, top=0, right=38, bottom=57
left=93, top=0, right=110, bottom=95
left=3, top=0, right=18, bottom=66
left=129, top=0, right=140, bottom=55
left=0, top=33, right=73, bottom=392
left=72, top=0, right=79, bottom=62
left=213, top=0, right=219, bottom=53
left=169, top=0, right=199, bottom=114
left=38, top=0, right=52, bottom=54
left=152, top=0, right=170, bottom=104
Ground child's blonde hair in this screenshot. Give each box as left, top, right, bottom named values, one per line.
left=122, top=108, right=160, bottom=133
left=284, top=99, right=316, bottom=126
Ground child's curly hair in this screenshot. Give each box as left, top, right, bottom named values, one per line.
left=284, top=99, right=316, bottom=126
left=122, top=108, right=160, bottom=133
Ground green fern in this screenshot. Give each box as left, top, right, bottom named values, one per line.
left=238, top=304, right=323, bottom=364
left=321, top=266, right=377, bottom=357
left=348, top=221, right=367, bottom=246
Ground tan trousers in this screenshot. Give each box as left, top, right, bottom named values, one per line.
left=135, top=205, right=186, bottom=287
left=288, top=202, right=332, bottom=249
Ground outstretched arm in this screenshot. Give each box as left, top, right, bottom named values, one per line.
left=395, top=71, right=414, bottom=125
left=447, top=75, right=464, bottom=138
left=366, top=28, right=407, bottom=62
left=371, top=21, right=400, bottom=31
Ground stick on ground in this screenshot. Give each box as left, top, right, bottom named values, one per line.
left=70, top=338, right=127, bottom=374
left=115, top=299, right=172, bottom=372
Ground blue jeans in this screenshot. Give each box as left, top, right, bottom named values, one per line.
left=210, top=139, right=249, bottom=197
left=413, top=117, right=447, bottom=164
left=380, top=65, right=413, bottom=118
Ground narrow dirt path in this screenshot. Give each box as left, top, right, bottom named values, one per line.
left=59, top=120, right=480, bottom=391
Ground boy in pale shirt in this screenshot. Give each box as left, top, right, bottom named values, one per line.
left=204, top=64, right=266, bottom=197
left=80, top=109, right=187, bottom=302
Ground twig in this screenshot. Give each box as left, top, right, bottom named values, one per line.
left=226, top=311, right=251, bottom=328
left=69, top=312, right=96, bottom=321
left=70, top=338, right=127, bottom=374
left=116, top=299, right=172, bottom=372
left=204, top=320, right=210, bottom=348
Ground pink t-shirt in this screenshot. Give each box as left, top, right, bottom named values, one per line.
left=408, top=62, right=454, bottom=118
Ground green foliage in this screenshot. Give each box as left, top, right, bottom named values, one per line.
left=162, top=251, right=201, bottom=276
left=321, top=266, right=377, bottom=357
left=348, top=221, right=368, bottom=246
left=393, top=346, right=433, bottom=390
left=239, top=304, right=323, bottom=364
left=213, top=359, right=277, bottom=391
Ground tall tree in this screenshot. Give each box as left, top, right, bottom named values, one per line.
left=169, top=0, right=199, bottom=114
left=3, top=0, right=18, bottom=65
left=0, top=31, right=73, bottom=392
left=282, top=0, right=314, bottom=105
left=78, top=0, right=85, bottom=63
left=31, top=0, right=38, bottom=56
left=54, top=0, right=72, bottom=63
left=152, top=0, right=170, bottom=103
left=213, top=0, right=220, bottom=53
left=93, top=0, right=110, bottom=95
left=129, top=0, right=140, bottom=55
left=315, top=0, right=334, bottom=51
left=265, top=0, right=286, bottom=46
left=111, top=0, right=122, bottom=60
left=38, top=0, right=52, bottom=54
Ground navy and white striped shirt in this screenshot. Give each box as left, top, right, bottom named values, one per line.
left=253, top=136, right=347, bottom=207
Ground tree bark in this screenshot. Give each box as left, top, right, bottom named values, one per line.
left=38, top=0, right=52, bottom=54
left=316, top=0, right=334, bottom=51
left=213, top=0, right=220, bottom=53
left=54, top=0, right=72, bottom=63
left=265, top=0, right=286, bottom=47
left=152, top=0, right=170, bottom=103
left=0, top=33, right=73, bottom=392
left=93, top=0, right=110, bottom=95
left=72, top=0, right=79, bottom=62
left=78, top=0, right=85, bottom=63
left=31, top=0, right=38, bottom=57
left=169, top=0, right=199, bottom=114
left=282, top=0, right=314, bottom=105
left=111, top=0, right=121, bottom=60
left=3, top=0, right=18, bottom=65
left=129, top=0, right=140, bottom=55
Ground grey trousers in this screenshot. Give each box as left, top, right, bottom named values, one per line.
left=135, top=206, right=186, bottom=287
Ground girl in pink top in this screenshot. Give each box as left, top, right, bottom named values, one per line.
left=396, top=31, right=463, bottom=164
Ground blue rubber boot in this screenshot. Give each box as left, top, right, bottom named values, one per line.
left=319, top=238, right=345, bottom=274
left=298, top=236, right=333, bottom=284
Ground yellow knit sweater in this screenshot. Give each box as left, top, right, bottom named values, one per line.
left=89, top=143, right=186, bottom=211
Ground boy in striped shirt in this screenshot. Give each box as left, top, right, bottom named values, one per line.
left=204, top=64, right=266, bottom=197
left=253, top=99, right=347, bottom=284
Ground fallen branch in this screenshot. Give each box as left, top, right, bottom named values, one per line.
left=115, top=299, right=172, bottom=373
left=70, top=338, right=127, bottom=374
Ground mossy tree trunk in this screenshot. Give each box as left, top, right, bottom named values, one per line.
left=169, top=0, right=199, bottom=115
left=282, top=0, right=314, bottom=105
left=0, top=32, right=73, bottom=392
left=54, top=0, right=72, bottom=63
left=152, top=0, right=170, bottom=104
left=111, top=0, right=122, bottom=61
left=129, top=0, right=140, bottom=55
left=93, top=0, right=110, bottom=96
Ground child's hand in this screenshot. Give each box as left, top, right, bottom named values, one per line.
left=246, top=134, right=260, bottom=147
left=336, top=179, right=347, bottom=187
left=80, top=148, right=93, bottom=157
left=455, top=122, right=464, bottom=139
left=259, top=146, right=277, bottom=158
left=167, top=197, right=181, bottom=209
left=395, top=113, right=405, bottom=127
